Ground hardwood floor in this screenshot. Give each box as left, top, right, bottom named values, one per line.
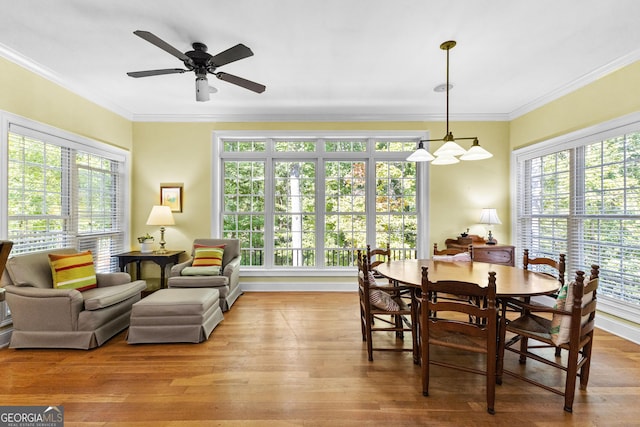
left=1, top=292, right=639, bottom=426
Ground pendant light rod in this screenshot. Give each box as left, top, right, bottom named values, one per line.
left=406, top=40, right=493, bottom=163
left=441, top=40, right=456, bottom=137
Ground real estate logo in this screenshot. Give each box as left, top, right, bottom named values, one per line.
left=0, top=406, right=63, bottom=427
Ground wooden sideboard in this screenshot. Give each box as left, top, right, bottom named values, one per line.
left=445, top=237, right=515, bottom=266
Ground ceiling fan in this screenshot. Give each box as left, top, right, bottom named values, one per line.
left=126, top=30, right=266, bottom=102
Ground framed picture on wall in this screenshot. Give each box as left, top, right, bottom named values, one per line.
left=160, top=184, right=183, bottom=212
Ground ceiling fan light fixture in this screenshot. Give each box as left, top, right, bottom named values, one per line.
left=195, top=75, right=210, bottom=102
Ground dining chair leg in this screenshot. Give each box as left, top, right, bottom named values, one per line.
left=563, top=347, right=581, bottom=412
left=580, top=338, right=594, bottom=390
left=487, top=357, right=496, bottom=415
left=420, top=296, right=429, bottom=396
left=411, top=289, right=420, bottom=365
left=365, top=318, right=374, bottom=361
left=518, top=336, right=529, bottom=364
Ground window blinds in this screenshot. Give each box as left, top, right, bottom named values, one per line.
left=515, top=117, right=640, bottom=318
left=6, top=121, right=127, bottom=272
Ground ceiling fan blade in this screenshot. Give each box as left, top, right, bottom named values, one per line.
left=127, top=68, right=187, bottom=78
left=210, top=44, right=254, bottom=67
left=133, top=30, right=192, bottom=64
left=216, top=72, right=266, bottom=93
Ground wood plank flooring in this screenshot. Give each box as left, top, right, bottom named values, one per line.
left=1, top=292, right=639, bottom=426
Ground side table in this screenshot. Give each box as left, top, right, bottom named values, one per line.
left=445, top=239, right=515, bottom=266
left=112, top=250, right=185, bottom=290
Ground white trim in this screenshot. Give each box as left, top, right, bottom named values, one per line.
left=509, top=49, right=640, bottom=120
left=212, top=130, right=428, bottom=267
left=595, top=314, right=640, bottom=345
left=240, top=281, right=356, bottom=292
left=0, top=42, right=134, bottom=121
left=130, top=112, right=509, bottom=123
left=3, top=37, right=639, bottom=124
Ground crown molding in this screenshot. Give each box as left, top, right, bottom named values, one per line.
left=509, top=49, right=640, bottom=120
left=0, top=42, right=135, bottom=121
left=129, top=111, right=509, bottom=123
left=3, top=41, right=638, bottom=124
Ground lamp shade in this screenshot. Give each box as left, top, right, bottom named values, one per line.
left=406, top=141, right=435, bottom=162
left=433, top=140, right=467, bottom=157
left=460, top=139, right=493, bottom=161
left=146, top=205, right=175, bottom=226
left=431, top=154, right=460, bottom=165
left=479, top=208, right=501, bottom=225
left=195, top=76, right=210, bottom=102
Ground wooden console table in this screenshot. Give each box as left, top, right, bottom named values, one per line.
left=445, top=236, right=515, bottom=266
left=112, top=250, right=185, bottom=290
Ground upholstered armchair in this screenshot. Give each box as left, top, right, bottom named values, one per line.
left=1, top=248, right=147, bottom=349
left=167, top=238, right=242, bottom=311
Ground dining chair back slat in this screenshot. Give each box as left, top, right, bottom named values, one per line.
left=420, top=266, right=501, bottom=415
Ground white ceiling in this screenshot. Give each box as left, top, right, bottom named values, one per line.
left=1, top=0, right=639, bottom=122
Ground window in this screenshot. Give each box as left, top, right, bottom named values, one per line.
left=215, top=132, right=427, bottom=270
left=514, top=114, right=640, bottom=321
left=1, top=114, right=129, bottom=273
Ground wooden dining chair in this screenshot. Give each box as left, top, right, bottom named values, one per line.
left=498, top=265, right=600, bottom=412
left=357, top=250, right=419, bottom=364
left=419, top=266, right=502, bottom=415
left=0, top=240, right=13, bottom=277
left=523, top=249, right=566, bottom=287
left=367, top=243, right=391, bottom=273
left=520, top=249, right=567, bottom=355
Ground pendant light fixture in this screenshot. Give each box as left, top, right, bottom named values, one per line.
left=407, top=40, right=492, bottom=164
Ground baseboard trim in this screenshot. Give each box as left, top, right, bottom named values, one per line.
left=240, top=282, right=356, bottom=292
left=595, top=314, right=640, bottom=345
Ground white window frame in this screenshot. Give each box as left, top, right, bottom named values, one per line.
left=511, top=112, right=640, bottom=342
left=0, top=111, right=131, bottom=269
left=212, top=131, right=430, bottom=275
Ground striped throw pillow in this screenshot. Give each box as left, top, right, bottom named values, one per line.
left=48, top=251, right=98, bottom=292
left=192, top=244, right=225, bottom=267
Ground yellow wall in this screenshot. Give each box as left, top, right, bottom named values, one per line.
left=131, top=120, right=510, bottom=257
left=0, top=57, right=133, bottom=150
left=3, top=53, right=639, bottom=284
left=510, top=61, right=640, bottom=149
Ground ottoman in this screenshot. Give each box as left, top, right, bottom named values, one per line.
left=127, top=288, right=223, bottom=344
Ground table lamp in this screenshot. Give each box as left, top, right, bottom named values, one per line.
left=479, top=208, right=501, bottom=245
left=146, top=205, right=175, bottom=253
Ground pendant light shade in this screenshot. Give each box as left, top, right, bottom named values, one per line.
left=431, top=154, right=460, bottom=165
left=406, top=141, right=435, bottom=162
left=460, top=139, right=493, bottom=161
left=406, top=41, right=492, bottom=164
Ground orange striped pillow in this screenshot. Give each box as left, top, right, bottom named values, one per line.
left=192, top=244, right=225, bottom=267
left=49, top=251, right=98, bottom=291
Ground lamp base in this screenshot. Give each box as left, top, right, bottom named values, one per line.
left=486, top=230, right=497, bottom=245
left=156, top=226, right=168, bottom=253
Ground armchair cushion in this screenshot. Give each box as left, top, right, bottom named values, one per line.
left=192, top=244, right=225, bottom=267
left=82, top=281, right=147, bottom=311
left=181, top=266, right=221, bottom=276
left=48, top=251, right=97, bottom=291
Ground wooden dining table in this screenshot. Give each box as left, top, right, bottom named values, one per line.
left=375, top=259, right=561, bottom=297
